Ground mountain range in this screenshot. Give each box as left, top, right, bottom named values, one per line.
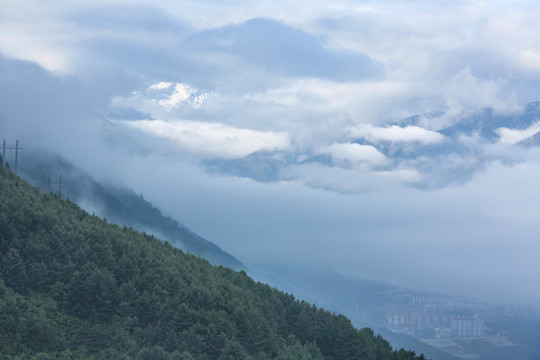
left=182, top=101, right=540, bottom=188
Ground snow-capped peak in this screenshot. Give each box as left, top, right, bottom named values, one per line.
left=148, top=82, right=207, bottom=109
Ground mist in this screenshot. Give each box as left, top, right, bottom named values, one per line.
left=2, top=0, right=540, bottom=312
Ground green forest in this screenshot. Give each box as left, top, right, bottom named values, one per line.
left=0, top=163, right=426, bottom=360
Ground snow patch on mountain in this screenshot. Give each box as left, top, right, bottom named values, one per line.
left=148, top=82, right=207, bottom=109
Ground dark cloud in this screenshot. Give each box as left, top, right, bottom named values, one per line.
left=187, top=17, right=383, bottom=82
left=0, top=55, right=89, bottom=141
left=55, top=12, right=382, bottom=91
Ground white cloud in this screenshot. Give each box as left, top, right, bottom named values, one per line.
left=377, top=167, right=422, bottom=182
left=349, top=124, right=445, bottom=144
left=120, top=119, right=291, bottom=159
left=149, top=81, right=173, bottom=90
left=519, top=50, right=540, bottom=72
left=442, top=67, right=521, bottom=117
left=246, top=78, right=418, bottom=131
left=282, top=162, right=407, bottom=194
left=319, top=142, right=387, bottom=168
left=0, top=32, right=75, bottom=74
left=496, top=121, right=540, bottom=145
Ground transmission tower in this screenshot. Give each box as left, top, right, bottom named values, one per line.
left=2, top=139, right=23, bottom=173
left=48, top=174, right=63, bottom=196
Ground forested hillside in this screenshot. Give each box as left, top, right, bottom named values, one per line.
left=18, top=151, right=244, bottom=270
left=0, top=164, right=426, bottom=360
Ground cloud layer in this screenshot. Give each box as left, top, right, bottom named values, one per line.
left=349, top=124, right=445, bottom=144
left=120, top=119, right=290, bottom=159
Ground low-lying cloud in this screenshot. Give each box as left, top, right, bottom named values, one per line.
left=319, top=142, right=388, bottom=168
left=120, top=119, right=291, bottom=159
left=349, top=124, right=445, bottom=144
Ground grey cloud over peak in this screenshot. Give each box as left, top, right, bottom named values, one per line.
left=186, top=17, right=383, bottom=82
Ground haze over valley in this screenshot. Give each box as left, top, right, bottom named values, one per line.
left=2, top=1, right=540, bottom=359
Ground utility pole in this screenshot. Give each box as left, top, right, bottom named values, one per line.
left=58, top=175, right=62, bottom=196
left=2, top=139, right=5, bottom=166
left=47, top=174, right=51, bottom=191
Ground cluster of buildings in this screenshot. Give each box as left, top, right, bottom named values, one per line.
left=380, top=293, right=524, bottom=340
left=386, top=311, right=484, bottom=339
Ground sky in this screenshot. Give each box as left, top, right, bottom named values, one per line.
left=1, top=0, right=540, bottom=309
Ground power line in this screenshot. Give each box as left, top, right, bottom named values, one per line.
left=3, top=139, right=64, bottom=196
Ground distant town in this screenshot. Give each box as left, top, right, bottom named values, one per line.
left=381, top=291, right=531, bottom=338
left=374, top=288, right=536, bottom=357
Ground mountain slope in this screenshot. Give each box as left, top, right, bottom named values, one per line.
left=17, top=150, right=244, bottom=270
left=0, top=164, right=426, bottom=359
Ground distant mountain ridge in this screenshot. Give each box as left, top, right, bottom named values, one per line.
left=17, top=149, right=245, bottom=270
left=438, top=101, right=540, bottom=140
left=193, top=101, right=540, bottom=187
